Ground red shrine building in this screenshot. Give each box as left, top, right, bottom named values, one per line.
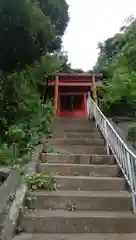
left=44, top=73, right=102, bottom=118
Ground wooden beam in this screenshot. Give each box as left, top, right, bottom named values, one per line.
left=54, top=75, right=59, bottom=115
left=48, top=82, right=102, bottom=86
left=58, top=82, right=92, bottom=86
left=47, top=73, right=103, bottom=78
left=60, top=92, right=87, bottom=96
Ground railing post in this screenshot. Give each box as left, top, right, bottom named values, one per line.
left=90, top=97, right=93, bottom=120
left=126, top=152, right=136, bottom=214
left=92, top=74, right=98, bottom=105
left=104, top=121, right=110, bottom=155
left=87, top=93, right=92, bottom=119
left=95, top=107, right=97, bottom=127
left=92, top=98, right=98, bottom=127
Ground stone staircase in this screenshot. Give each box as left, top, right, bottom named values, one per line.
left=14, top=118, right=136, bottom=239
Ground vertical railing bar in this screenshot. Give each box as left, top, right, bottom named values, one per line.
left=126, top=152, right=136, bottom=214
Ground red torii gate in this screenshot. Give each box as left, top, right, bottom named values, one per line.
left=43, top=73, right=102, bottom=118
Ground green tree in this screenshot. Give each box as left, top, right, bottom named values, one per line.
left=94, top=17, right=136, bottom=117
left=0, top=0, right=69, bottom=72
left=0, top=0, right=69, bottom=165
left=36, top=0, right=69, bottom=52
left=39, top=0, right=69, bottom=36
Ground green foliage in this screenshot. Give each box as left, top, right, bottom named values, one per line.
left=0, top=0, right=69, bottom=72
left=128, top=126, right=136, bottom=144
left=0, top=60, right=55, bottom=166
left=94, top=17, right=136, bottom=117
left=0, top=144, right=19, bottom=166
left=40, top=0, right=69, bottom=35
left=7, top=125, right=26, bottom=143
left=25, top=172, right=57, bottom=191
left=31, top=55, right=63, bottom=84
left=39, top=0, right=69, bottom=52
left=101, top=71, right=136, bottom=116
left=0, top=0, right=69, bottom=167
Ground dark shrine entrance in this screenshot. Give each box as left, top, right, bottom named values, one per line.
left=59, top=94, right=86, bottom=118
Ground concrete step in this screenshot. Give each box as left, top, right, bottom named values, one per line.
left=54, top=120, right=99, bottom=132
left=40, top=163, right=119, bottom=177
left=21, top=210, right=136, bottom=233
left=55, top=118, right=92, bottom=123
left=27, top=190, right=132, bottom=211
left=55, top=176, right=125, bottom=191
left=55, top=128, right=99, bottom=133
left=53, top=132, right=102, bottom=138
left=54, top=118, right=92, bottom=122
left=47, top=146, right=107, bottom=154
left=48, top=138, right=105, bottom=146
left=54, top=121, right=96, bottom=128
left=13, top=233, right=136, bottom=240
left=40, top=153, right=115, bottom=165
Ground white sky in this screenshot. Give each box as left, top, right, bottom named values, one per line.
left=62, top=0, right=136, bottom=71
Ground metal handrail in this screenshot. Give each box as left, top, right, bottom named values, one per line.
left=88, top=97, right=136, bottom=214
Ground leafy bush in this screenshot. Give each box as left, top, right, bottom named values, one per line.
left=8, top=125, right=26, bottom=143
left=101, top=71, right=136, bottom=117
left=128, top=126, right=136, bottom=145
left=0, top=0, right=69, bottom=167
left=0, top=63, right=54, bottom=166
left=0, top=144, right=19, bottom=166
left=25, top=172, right=57, bottom=191
left=0, top=0, right=69, bottom=72
left=94, top=19, right=136, bottom=117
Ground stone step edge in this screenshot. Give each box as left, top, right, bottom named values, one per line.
left=45, top=153, right=113, bottom=157
left=23, top=209, right=134, bottom=218
left=55, top=175, right=124, bottom=180
left=40, top=163, right=117, bottom=168
left=47, top=138, right=104, bottom=141
left=46, top=145, right=106, bottom=148
left=13, top=233, right=136, bottom=240
left=54, top=133, right=102, bottom=136
left=29, top=190, right=131, bottom=198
